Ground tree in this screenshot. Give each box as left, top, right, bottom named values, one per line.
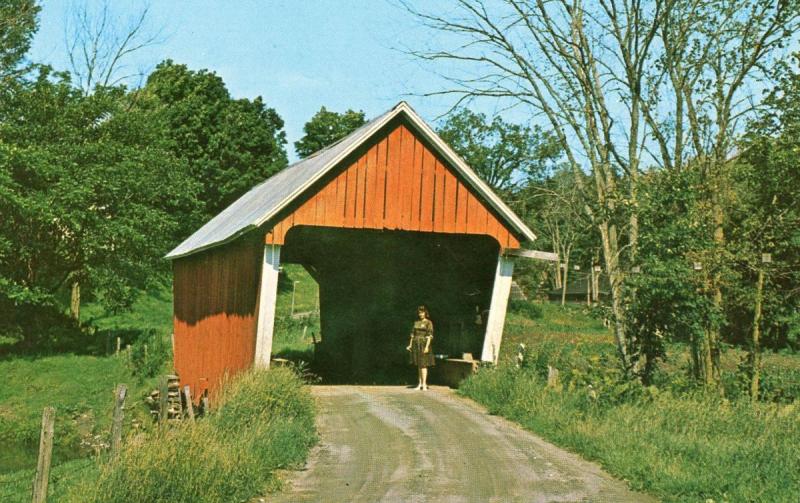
left=0, top=0, right=39, bottom=77
left=294, top=106, right=366, bottom=158
left=140, top=60, right=288, bottom=218
left=436, top=108, right=559, bottom=193
left=0, top=68, right=201, bottom=326
left=732, top=54, right=800, bottom=397
left=405, top=0, right=800, bottom=381
left=65, top=0, right=163, bottom=94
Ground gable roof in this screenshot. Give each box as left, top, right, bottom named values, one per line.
left=166, top=102, right=536, bottom=260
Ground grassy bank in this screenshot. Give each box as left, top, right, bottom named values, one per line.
left=461, top=302, right=800, bottom=503
left=66, top=367, right=316, bottom=503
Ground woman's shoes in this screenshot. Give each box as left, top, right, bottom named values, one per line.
left=415, top=384, right=422, bottom=390
left=422, top=385, right=428, bottom=391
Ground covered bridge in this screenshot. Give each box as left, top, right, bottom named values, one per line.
left=166, top=102, right=544, bottom=399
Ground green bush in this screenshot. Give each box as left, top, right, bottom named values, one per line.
left=508, top=299, right=543, bottom=320
left=68, top=367, right=316, bottom=503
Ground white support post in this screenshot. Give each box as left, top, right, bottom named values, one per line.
left=481, top=254, right=515, bottom=364
left=254, top=244, right=281, bottom=368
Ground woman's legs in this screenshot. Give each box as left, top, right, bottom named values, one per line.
left=421, top=367, right=428, bottom=390
left=415, top=366, right=423, bottom=389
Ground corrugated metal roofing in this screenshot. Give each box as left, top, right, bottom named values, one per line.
left=166, top=102, right=536, bottom=260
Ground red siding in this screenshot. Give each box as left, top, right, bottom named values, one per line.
left=265, top=123, right=521, bottom=250
left=173, top=237, right=262, bottom=402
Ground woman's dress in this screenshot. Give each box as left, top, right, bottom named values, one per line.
left=409, top=319, right=435, bottom=368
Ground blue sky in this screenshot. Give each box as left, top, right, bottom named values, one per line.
left=29, top=1, right=492, bottom=161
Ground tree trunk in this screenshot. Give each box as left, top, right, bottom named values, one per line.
left=560, top=256, right=569, bottom=307
left=70, top=280, right=81, bottom=324
left=750, top=267, right=764, bottom=400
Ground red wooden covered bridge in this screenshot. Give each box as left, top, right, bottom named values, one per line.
left=166, top=102, right=551, bottom=399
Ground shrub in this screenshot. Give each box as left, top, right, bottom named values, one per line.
left=69, top=367, right=316, bottom=503
left=508, top=299, right=543, bottom=320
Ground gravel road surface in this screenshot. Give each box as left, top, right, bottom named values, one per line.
left=271, top=385, right=656, bottom=502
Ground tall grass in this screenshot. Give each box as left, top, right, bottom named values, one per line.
left=67, top=367, right=316, bottom=503
left=461, top=301, right=800, bottom=502
left=462, top=366, right=800, bottom=502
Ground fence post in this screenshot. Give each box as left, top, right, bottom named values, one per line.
left=110, top=384, right=127, bottom=458
left=31, top=407, right=55, bottom=503
left=116, top=336, right=121, bottom=355
left=183, top=385, right=195, bottom=422
left=159, top=376, right=169, bottom=426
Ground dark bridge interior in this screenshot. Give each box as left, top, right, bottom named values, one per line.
left=281, top=226, right=499, bottom=383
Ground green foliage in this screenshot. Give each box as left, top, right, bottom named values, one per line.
left=436, top=108, right=561, bottom=192
left=140, top=60, right=288, bottom=218
left=462, top=365, right=800, bottom=502
left=507, top=299, right=543, bottom=320
left=0, top=458, right=98, bottom=503
left=0, top=67, right=202, bottom=332
left=0, top=0, right=39, bottom=76
left=294, top=106, right=366, bottom=158
left=69, top=367, right=316, bottom=503
left=0, top=354, right=160, bottom=470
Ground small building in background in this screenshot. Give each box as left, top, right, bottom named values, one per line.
left=166, top=102, right=539, bottom=400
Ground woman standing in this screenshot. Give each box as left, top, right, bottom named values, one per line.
left=407, top=305, right=434, bottom=390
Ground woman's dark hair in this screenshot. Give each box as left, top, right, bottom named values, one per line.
left=417, top=305, right=430, bottom=318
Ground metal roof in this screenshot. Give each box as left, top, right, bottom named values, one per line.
left=166, top=102, right=536, bottom=260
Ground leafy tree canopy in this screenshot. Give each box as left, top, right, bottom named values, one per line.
left=437, top=108, right=561, bottom=193
left=140, top=60, right=288, bottom=218
left=0, top=0, right=39, bottom=76
left=0, top=67, right=201, bottom=325
left=294, top=106, right=366, bottom=158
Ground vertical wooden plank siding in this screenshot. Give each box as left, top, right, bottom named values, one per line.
left=263, top=122, right=521, bottom=250
left=173, top=237, right=262, bottom=402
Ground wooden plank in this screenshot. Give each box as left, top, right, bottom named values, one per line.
left=505, top=249, right=559, bottom=261
left=455, top=182, right=468, bottom=233
left=419, top=148, right=435, bottom=232
left=355, top=154, right=367, bottom=227
left=435, top=160, right=447, bottom=232
left=254, top=244, right=281, bottom=367
left=159, top=375, right=169, bottom=426
left=345, top=161, right=358, bottom=227
left=31, top=407, right=55, bottom=503
left=375, top=138, right=388, bottom=227
left=384, top=128, right=402, bottom=228
left=466, top=188, right=481, bottom=235
left=184, top=385, right=195, bottom=422
left=110, top=384, right=127, bottom=458
left=409, top=137, right=423, bottom=230
left=443, top=169, right=458, bottom=233
left=398, top=126, right=415, bottom=228
left=364, top=144, right=378, bottom=228
left=481, top=255, right=515, bottom=363
left=334, top=172, right=347, bottom=227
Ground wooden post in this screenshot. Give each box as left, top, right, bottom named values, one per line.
left=751, top=266, right=766, bottom=400
left=201, top=395, right=210, bottom=416
left=183, top=385, right=195, bottom=422
left=159, top=376, right=169, bottom=426
left=586, top=271, right=592, bottom=306
left=31, top=407, right=55, bottom=503
left=115, top=336, right=121, bottom=355
left=110, top=384, right=127, bottom=458
left=255, top=244, right=281, bottom=367
left=547, top=366, right=560, bottom=389
left=480, top=254, right=515, bottom=363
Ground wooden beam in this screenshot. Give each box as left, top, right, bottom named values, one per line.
left=481, top=254, right=515, bottom=363
left=504, top=249, right=559, bottom=262
left=254, top=244, right=281, bottom=368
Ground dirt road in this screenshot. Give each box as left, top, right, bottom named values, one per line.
left=272, top=386, right=656, bottom=502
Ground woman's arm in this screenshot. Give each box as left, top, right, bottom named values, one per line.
left=424, top=321, right=433, bottom=353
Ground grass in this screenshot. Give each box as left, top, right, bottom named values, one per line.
left=65, top=367, right=316, bottom=503
left=461, top=301, right=800, bottom=503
